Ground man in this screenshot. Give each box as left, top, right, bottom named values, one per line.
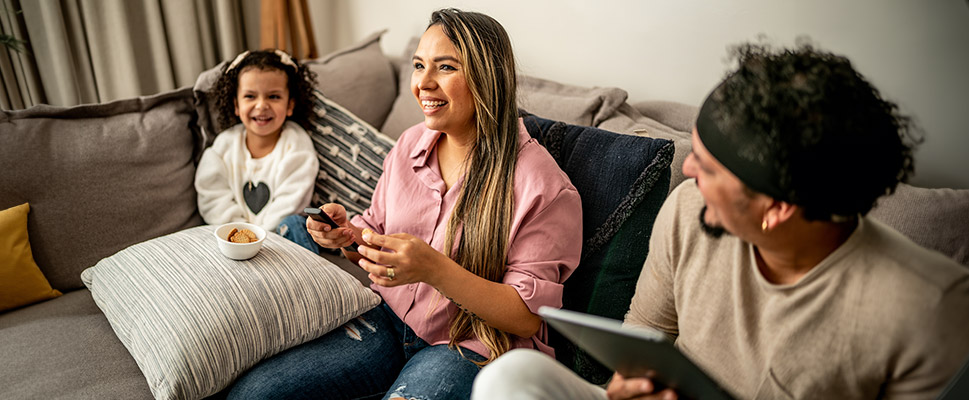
left=471, top=42, right=969, bottom=400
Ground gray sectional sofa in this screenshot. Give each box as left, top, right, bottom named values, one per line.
left=2, top=31, right=967, bottom=400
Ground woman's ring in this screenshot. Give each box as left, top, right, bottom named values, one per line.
left=386, top=267, right=396, bottom=280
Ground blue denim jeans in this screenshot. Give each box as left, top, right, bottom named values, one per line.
left=277, top=214, right=322, bottom=255
left=227, top=303, right=487, bottom=400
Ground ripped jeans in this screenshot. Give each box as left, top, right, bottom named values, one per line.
left=227, top=303, right=486, bottom=400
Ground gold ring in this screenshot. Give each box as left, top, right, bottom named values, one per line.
left=386, top=267, right=395, bottom=280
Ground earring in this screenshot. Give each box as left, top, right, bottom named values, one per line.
left=761, top=220, right=768, bottom=232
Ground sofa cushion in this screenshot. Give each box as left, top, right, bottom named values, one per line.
left=631, top=99, right=699, bottom=134
left=0, top=87, right=202, bottom=292
left=518, top=75, right=629, bottom=127
left=523, top=114, right=674, bottom=385
left=380, top=36, right=422, bottom=140
left=194, top=30, right=398, bottom=143
left=870, top=183, right=969, bottom=266
left=0, top=289, right=152, bottom=399
left=598, top=103, right=693, bottom=193
left=307, top=91, right=396, bottom=218
left=380, top=36, right=630, bottom=140
left=0, top=203, right=61, bottom=312
left=81, top=225, right=381, bottom=400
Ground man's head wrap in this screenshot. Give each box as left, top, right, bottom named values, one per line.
left=695, top=86, right=786, bottom=200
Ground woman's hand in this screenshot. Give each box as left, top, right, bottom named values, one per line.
left=305, top=203, right=358, bottom=249
left=606, top=372, right=678, bottom=400
left=355, top=230, right=451, bottom=286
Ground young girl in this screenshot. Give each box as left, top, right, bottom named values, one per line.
left=195, top=49, right=319, bottom=234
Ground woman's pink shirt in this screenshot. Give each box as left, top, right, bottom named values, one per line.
left=350, top=119, right=582, bottom=358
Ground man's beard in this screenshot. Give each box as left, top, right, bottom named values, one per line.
left=699, top=205, right=726, bottom=238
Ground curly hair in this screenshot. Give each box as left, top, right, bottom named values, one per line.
left=212, top=50, right=318, bottom=130
left=707, top=40, right=920, bottom=221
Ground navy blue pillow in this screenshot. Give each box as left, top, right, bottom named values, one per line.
left=523, top=113, right=674, bottom=384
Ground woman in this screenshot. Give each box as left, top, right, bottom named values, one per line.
left=228, top=8, right=582, bottom=399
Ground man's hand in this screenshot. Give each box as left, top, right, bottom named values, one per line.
left=606, top=372, right=678, bottom=400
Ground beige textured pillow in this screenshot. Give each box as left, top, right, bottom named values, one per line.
left=380, top=37, right=423, bottom=140
left=518, top=75, right=628, bottom=127
left=82, top=225, right=380, bottom=400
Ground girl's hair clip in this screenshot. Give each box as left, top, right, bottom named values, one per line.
left=274, top=49, right=298, bottom=70
left=225, top=49, right=298, bottom=73
left=226, top=50, right=250, bottom=72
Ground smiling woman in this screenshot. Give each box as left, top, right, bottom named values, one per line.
left=226, top=8, right=584, bottom=400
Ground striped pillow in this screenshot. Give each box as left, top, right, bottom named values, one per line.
left=307, top=91, right=397, bottom=217
left=81, top=225, right=380, bottom=400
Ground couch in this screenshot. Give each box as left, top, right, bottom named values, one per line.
left=2, top=31, right=967, bottom=400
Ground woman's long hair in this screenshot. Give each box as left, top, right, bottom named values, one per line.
left=430, top=8, right=519, bottom=365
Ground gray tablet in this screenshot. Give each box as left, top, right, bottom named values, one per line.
left=539, top=306, right=735, bottom=400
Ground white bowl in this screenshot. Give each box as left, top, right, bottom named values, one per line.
left=214, top=222, right=267, bottom=260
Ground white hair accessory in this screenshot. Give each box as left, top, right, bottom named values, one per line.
left=226, top=50, right=250, bottom=72
left=274, top=49, right=298, bottom=70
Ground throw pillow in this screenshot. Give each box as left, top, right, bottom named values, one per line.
left=194, top=30, right=397, bottom=144
left=598, top=103, right=694, bottom=194
left=81, top=225, right=381, bottom=400
left=519, top=75, right=629, bottom=127
left=0, top=87, right=201, bottom=292
left=523, top=114, right=674, bottom=385
left=380, top=36, right=423, bottom=140
left=307, top=91, right=396, bottom=218
left=0, top=203, right=62, bottom=312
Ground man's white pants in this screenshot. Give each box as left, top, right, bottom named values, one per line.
left=471, top=349, right=608, bottom=400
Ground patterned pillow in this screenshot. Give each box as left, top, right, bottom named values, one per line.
left=523, top=114, right=674, bottom=385
left=81, top=225, right=381, bottom=400
left=307, top=90, right=397, bottom=217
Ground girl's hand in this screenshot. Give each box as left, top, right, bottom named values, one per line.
left=606, top=372, right=677, bottom=400
left=305, top=203, right=357, bottom=249
left=355, top=230, right=451, bottom=286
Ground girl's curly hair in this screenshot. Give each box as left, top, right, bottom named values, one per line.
left=212, top=50, right=318, bottom=130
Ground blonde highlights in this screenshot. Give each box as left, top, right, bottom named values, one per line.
left=429, top=8, right=519, bottom=365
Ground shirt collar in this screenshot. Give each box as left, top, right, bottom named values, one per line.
left=408, top=118, right=530, bottom=168
left=409, top=125, right=444, bottom=168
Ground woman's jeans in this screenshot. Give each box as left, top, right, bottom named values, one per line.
left=277, top=214, right=322, bottom=255
left=227, top=303, right=487, bottom=400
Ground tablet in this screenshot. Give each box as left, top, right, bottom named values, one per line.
left=539, top=306, right=735, bottom=400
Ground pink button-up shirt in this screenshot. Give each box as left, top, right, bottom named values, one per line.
left=350, top=119, right=582, bottom=359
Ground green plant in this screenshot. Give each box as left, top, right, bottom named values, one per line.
left=1, top=6, right=25, bottom=53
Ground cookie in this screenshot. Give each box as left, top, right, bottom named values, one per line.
left=362, top=228, right=374, bottom=244
left=241, top=229, right=257, bottom=241
left=226, top=228, right=256, bottom=243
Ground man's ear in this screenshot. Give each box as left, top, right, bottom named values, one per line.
left=763, top=200, right=798, bottom=231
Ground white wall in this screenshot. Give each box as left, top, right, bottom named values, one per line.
left=311, top=0, right=969, bottom=189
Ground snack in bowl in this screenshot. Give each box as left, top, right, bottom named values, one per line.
left=214, top=222, right=266, bottom=260
left=227, top=228, right=257, bottom=243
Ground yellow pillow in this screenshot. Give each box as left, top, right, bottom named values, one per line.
left=0, top=203, right=62, bottom=312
